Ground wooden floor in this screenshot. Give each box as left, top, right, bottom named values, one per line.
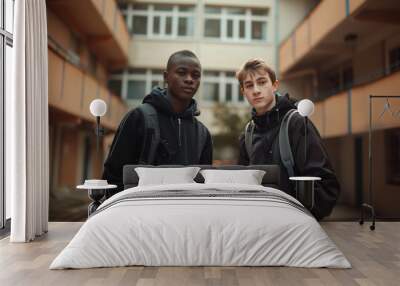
left=0, top=222, right=399, bottom=286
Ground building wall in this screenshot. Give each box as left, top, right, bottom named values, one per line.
left=47, top=9, right=72, bottom=51
left=366, top=129, right=400, bottom=218
left=353, top=42, right=385, bottom=85
left=129, top=40, right=275, bottom=71
left=324, top=136, right=356, bottom=206
left=262, top=0, right=319, bottom=99
left=46, top=1, right=129, bottom=221
left=47, top=9, right=111, bottom=87
left=325, top=129, right=400, bottom=218
left=57, top=127, right=80, bottom=189
left=277, top=0, right=400, bottom=219
left=339, top=136, right=356, bottom=205
left=278, top=0, right=319, bottom=43
left=279, top=73, right=314, bottom=99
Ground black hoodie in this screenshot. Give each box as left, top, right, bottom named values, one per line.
left=103, top=87, right=213, bottom=194
left=238, top=94, right=340, bottom=220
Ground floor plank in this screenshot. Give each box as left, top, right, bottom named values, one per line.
left=0, top=222, right=399, bottom=286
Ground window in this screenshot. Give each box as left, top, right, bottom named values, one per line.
left=320, top=63, right=355, bottom=98
left=178, top=17, right=189, bottom=36
left=225, top=84, right=232, bottom=102
left=327, top=71, right=340, bottom=95
left=252, top=21, right=266, bottom=40
left=132, top=15, right=147, bottom=35
left=204, top=6, right=269, bottom=42
left=238, top=85, right=244, bottom=102
left=127, top=80, right=146, bottom=100
left=204, top=19, right=220, bottom=38
left=5, top=0, right=13, bottom=34
left=225, top=72, right=236, bottom=102
left=109, top=69, right=164, bottom=102
left=1, top=0, right=15, bottom=229
left=203, top=82, right=219, bottom=102
left=108, top=80, right=122, bottom=97
left=386, top=128, right=400, bottom=185
left=389, top=47, right=400, bottom=73
left=203, top=71, right=244, bottom=104
left=122, top=3, right=195, bottom=38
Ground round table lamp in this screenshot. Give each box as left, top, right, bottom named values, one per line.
left=89, top=99, right=107, bottom=152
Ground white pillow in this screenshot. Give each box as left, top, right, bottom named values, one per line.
left=200, top=169, right=266, bottom=185
left=135, top=167, right=201, bottom=186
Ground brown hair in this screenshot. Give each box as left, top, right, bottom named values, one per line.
left=236, top=58, right=276, bottom=87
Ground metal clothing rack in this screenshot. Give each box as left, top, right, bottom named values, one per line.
left=360, top=95, right=400, bottom=231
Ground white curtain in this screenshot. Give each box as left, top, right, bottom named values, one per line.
left=8, top=0, right=49, bottom=242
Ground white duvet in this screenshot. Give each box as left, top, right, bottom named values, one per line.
left=50, top=183, right=351, bottom=269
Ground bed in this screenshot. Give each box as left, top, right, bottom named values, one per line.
left=50, top=165, right=351, bottom=269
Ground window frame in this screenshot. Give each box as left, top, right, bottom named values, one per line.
left=1, top=0, right=14, bottom=230
left=202, top=71, right=245, bottom=105
left=122, top=3, right=195, bottom=39
left=110, top=69, right=247, bottom=106
left=204, top=7, right=269, bottom=43
left=109, top=69, right=164, bottom=103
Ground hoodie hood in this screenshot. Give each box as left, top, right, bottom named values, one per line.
left=142, top=87, right=200, bottom=119
left=252, top=93, right=296, bottom=129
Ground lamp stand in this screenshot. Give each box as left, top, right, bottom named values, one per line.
left=94, top=116, right=105, bottom=153
left=304, top=116, right=308, bottom=162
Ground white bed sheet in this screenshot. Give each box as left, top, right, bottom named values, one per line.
left=50, top=183, right=351, bottom=269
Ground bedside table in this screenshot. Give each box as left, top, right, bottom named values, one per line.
left=77, top=183, right=117, bottom=217
left=289, top=176, right=321, bottom=210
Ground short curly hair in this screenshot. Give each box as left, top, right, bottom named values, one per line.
left=236, top=58, right=276, bottom=87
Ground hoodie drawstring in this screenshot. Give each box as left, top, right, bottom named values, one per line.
left=178, top=118, right=182, bottom=147
left=276, top=108, right=280, bottom=122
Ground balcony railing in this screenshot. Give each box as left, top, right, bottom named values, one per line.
left=48, top=49, right=127, bottom=131
left=279, top=0, right=367, bottom=75
left=47, top=0, right=129, bottom=68
left=310, top=70, right=400, bottom=138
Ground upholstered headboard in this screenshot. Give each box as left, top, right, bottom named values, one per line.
left=123, top=165, right=281, bottom=189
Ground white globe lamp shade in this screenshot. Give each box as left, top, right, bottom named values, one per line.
left=90, top=99, right=107, bottom=117
left=297, top=99, right=314, bottom=117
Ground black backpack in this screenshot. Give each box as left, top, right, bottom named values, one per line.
left=244, top=109, right=299, bottom=177
left=137, top=103, right=208, bottom=164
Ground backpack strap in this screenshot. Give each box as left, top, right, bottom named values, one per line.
left=196, top=120, right=208, bottom=162
left=137, top=103, right=160, bottom=165
left=279, top=109, right=298, bottom=177
left=244, top=120, right=255, bottom=162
